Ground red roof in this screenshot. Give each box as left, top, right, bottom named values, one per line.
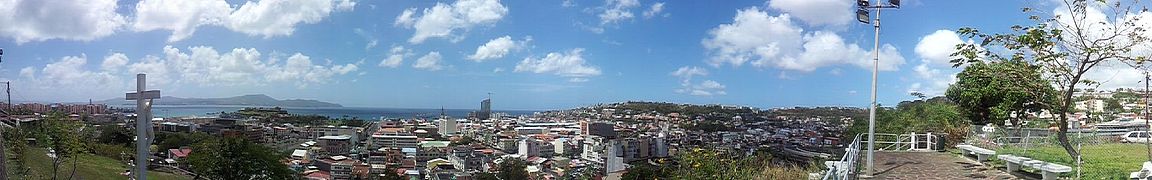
left=305, top=171, right=331, bottom=180
left=168, top=149, right=192, bottom=158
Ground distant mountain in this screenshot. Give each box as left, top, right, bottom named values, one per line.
left=98, top=94, right=342, bottom=107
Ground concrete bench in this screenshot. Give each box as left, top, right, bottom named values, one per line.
left=1129, top=161, right=1152, bottom=179
left=956, top=144, right=995, bottom=162
left=998, top=154, right=1072, bottom=180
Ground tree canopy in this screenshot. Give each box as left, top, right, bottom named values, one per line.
left=186, top=137, right=294, bottom=180
left=946, top=60, right=1056, bottom=126
left=951, top=0, right=1151, bottom=158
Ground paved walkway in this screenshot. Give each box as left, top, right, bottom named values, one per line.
left=868, top=152, right=1019, bottom=180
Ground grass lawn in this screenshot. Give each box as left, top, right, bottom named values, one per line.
left=998, top=143, right=1149, bottom=179
left=12, top=148, right=191, bottom=180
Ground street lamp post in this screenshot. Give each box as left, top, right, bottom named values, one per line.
left=856, top=0, right=900, bottom=177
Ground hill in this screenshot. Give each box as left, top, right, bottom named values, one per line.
left=97, top=94, right=342, bottom=107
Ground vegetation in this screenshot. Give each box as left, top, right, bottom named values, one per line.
left=621, top=148, right=813, bottom=180
left=186, top=137, right=294, bottom=180
left=15, top=147, right=190, bottom=180
left=846, top=97, right=969, bottom=146
left=947, top=60, right=1056, bottom=126
left=952, top=0, right=1151, bottom=159
left=998, top=144, right=1147, bottom=179
left=475, top=157, right=528, bottom=180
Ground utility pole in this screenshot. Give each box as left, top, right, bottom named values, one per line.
left=1145, top=72, right=1150, bottom=161
left=854, top=0, right=900, bottom=177
left=0, top=48, right=7, bottom=180
left=126, top=74, right=160, bottom=180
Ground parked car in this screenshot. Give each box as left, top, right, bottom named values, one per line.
left=1122, top=131, right=1152, bottom=143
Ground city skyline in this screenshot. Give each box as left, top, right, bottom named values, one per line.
left=0, top=0, right=1144, bottom=110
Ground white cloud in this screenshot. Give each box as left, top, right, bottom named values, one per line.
left=562, top=0, right=576, bottom=7
left=335, top=0, right=357, bottom=11
left=514, top=48, right=602, bottom=77
left=468, top=36, right=530, bottom=61
left=132, top=0, right=357, bottom=42
left=102, top=53, right=130, bottom=71
left=766, top=0, right=852, bottom=27
left=914, top=30, right=965, bottom=66
left=908, top=30, right=966, bottom=96
left=353, top=28, right=378, bottom=50
left=132, top=0, right=232, bottom=42
left=23, top=55, right=123, bottom=101
left=907, top=63, right=956, bottom=96
left=569, top=78, right=589, bottom=82
left=226, top=0, right=355, bottom=38
left=702, top=7, right=905, bottom=71
left=670, top=66, right=725, bottom=96
left=379, top=46, right=412, bottom=68
left=642, top=2, right=665, bottom=19
left=412, top=52, right=445, bottom=71
left=129, top=45, right=358, bottom=88
left=599, top=0, right=640, bottom=25
left=670, top=66, right=707, bottom=78
left=395, top=0, right=509, bottom=43
left=18, top=67, right=34, bottom=79
left=0, top=0, right=127, bottom=43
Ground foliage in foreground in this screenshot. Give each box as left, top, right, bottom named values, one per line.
left=622, top=148, right=814, bottom=180
left=845, top=97, right=969, bottom=147
left=187, top=137, right=294, bottom=180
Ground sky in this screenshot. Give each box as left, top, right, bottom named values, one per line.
left=0, top=0, right=1144, bottom=110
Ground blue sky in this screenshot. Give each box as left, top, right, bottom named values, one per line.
left=0, top=0, right=1137, bottom=110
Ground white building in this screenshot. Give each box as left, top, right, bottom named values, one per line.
left=439, top=118, right=457, bottom=137
left=518, top=137, right=554, bottom=158
left=370, top=134, right=420, bottom=151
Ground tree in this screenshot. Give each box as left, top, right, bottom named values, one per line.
left=952, top=0, right=1151, bottom=158
left=97, top=125, right=133, bottom=147
left=187, top=137, right=294, bottom=180
left=946, top=60, right=1057, bottom=127
left=1105, top=98, right=1124, bottom=112
left=494, top=158, right=528, bottom=180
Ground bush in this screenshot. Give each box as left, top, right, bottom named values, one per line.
left=88, top=143, right=131, bottom=161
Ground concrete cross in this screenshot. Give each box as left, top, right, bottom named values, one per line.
left=125, top=74, right=159, bottom=180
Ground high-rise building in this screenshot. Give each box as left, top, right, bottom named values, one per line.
left=479, top=98, right=492, bottom=120
left=438, top=118, right=457, bottom=137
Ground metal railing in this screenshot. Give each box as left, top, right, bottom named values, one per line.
left=822, top=134, right=863, bottom=180
left=822, top=132, right=944, bottom=180
left=869, top=132, right=943, bottom=151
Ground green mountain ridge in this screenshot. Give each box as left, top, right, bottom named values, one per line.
left=97, top=94, right=342, bottom=107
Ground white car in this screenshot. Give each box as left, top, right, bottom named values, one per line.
left=1122, top=131, right=1152, bottom=143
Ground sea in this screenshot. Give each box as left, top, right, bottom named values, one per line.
left=112, top=105, right=540, bottom=120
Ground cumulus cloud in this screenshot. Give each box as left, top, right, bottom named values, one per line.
left=468, top=36, right=531, bottom=61
left=599, top=0, right=640, bottom=25
left=21, top=54, right=123, bottom=101
left=0, top=0, right=127, bottom=43
left=670, top=66, right=725, bottom=96
left=914, top=30, right=966, bottom=66
left=132, top=0, right=357, bottom=42
left=702, top=7, right=905, bottom=71
left=642, top=2, right=666, bottom=19
left=908, top=30, right=966, bottom=96
left=766, top=0, right=852, bottom=27
left=379, top=46, right=412, bottom=68
left=16, top=46, right=361, bottom=102
left=394, top=0, right=509, bottom=43
left=132, top=0, right=231, bottom=42
left=514, top=48, right=602, bottom=78
left=102, top=53, right=130, bottom=71
left=412, top=52, right=445, bottom=71
left=226, top=0, right=356, bottom=38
